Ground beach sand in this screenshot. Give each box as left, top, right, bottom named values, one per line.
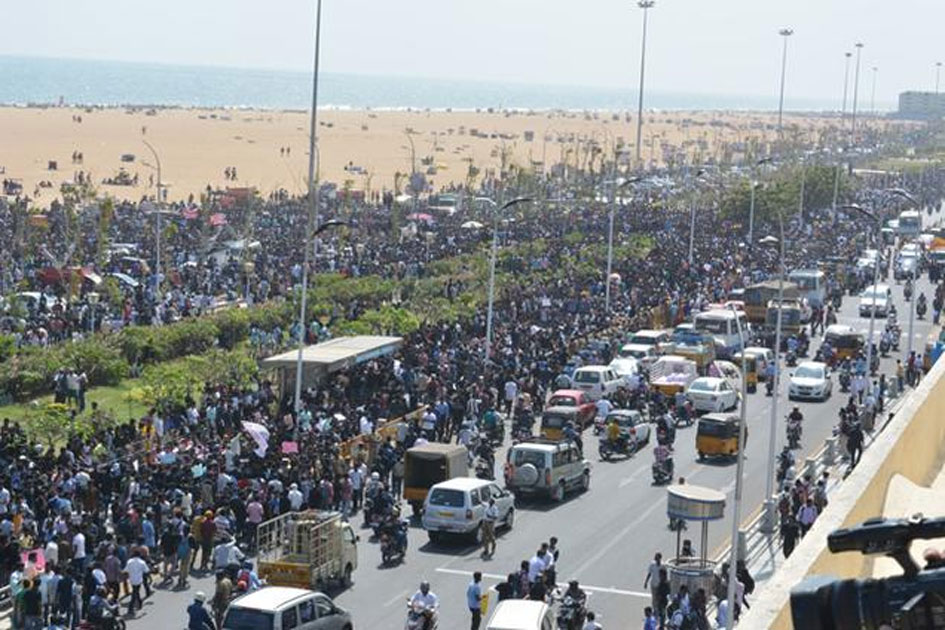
left=0, top=106, right=893, bottom=204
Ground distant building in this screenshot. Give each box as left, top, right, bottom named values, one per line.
left=898, top=91, right=945, bottom=120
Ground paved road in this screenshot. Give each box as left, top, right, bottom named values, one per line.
left=105, top=240, right=941, bottom=630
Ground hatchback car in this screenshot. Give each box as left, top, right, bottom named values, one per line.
left=422, top=477, right=515, bottom=544
left=222, top=586, right=352, bottom=630
left=546, top=390, right=596, bottom=427
left=685, top=377, right=738, bottom=413
left=788, top=361, right=832, bottom=401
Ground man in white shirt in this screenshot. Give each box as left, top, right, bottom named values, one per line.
left=44, top=537, right=59, bottom=568
left=287, top=483, right=304, bottom=511
left=125, top=551, right=150, bottom=615
left=72, top=529, right=87, bottom=572
left=409, top=581, right=439, bottom=629
left=503, top=379, right=518, bottom=415
left=527, top=549, right=545, bottom=584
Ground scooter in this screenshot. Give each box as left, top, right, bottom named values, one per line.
left=839, top=370, right=851, bottom=393
left=652, top=457, right=674, bottom=485
left=555, top=592, right=588, bottom=630
left=598, top=434, right=637, bottom=461
left=785, top=350, right=798, bottom=367
left=918, top=298, right=928, bottom=319
left=787, top=420, right=802, bottom=450
left=380, top=523, right=408, bottom=565
left=474, top=456, right=495, bottom=480
left=405, top=601, right=438, bottom=630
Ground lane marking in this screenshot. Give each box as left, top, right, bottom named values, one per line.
left=434, top=568, right=650, bottom=598
left=384, top=589, right=409, bottom=607
left=571, top=499, right=662, bottom=579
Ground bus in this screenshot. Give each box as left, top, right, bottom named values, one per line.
left=693, top=309, right=749, bottom=358
left=743, top=281, right=800, bottom=324
left=787, top=269, right=826, bottom=308
left=898, top=210, right=922, bottom=238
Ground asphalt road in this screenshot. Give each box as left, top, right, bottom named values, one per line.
left=112, top=240, right=941, bottom=630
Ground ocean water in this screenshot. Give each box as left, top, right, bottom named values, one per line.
left=0, top=55, right=840, bottom=112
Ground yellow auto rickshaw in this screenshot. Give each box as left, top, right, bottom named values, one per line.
left=540, top=407, right=574, bottom=441
left=824, top=325, right=865, bottom=362
left=696, top=413, right=746, bottom=461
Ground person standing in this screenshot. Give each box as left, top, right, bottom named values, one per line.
left=655, top=568, right=671, bottom=628
left=125, top=550, right=149, bottom=616
left=848, top=422, right=864, bottom=468
left=643, top=552, right=662, bottom=611
left=466, top=571, right=483, bottom=630
left=642, top=606, right=658, bottom=630
left=796, top=499, right=818, bottom=537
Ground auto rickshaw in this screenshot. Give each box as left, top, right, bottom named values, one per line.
left=540, top=407, right=575, bottom=441
left=731, top=354, right=758, bottom=393
left=696, top=413, right=746, bottom=461
left=824, top=325, right=865, bottom=362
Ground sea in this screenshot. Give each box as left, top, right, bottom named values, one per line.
left=0, top=55, right=848, bottom=112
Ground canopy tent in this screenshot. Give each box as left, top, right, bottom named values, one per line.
left=260, top=335, right=403, bottom=394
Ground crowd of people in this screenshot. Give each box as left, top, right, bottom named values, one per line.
left=1, top=138, right=945, bottom=630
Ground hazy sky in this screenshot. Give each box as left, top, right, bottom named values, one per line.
left=4, top=0, right=943, bottom=106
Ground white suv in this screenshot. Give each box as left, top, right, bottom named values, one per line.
left=422, top=477, right=515, bottom=544
left=504, top=439, right=591, bottom=502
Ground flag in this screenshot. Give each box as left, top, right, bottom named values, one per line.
left=242, top=421, right=270, bottom=457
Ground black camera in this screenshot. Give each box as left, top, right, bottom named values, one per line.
left=791, top=515, right=945, bottom=629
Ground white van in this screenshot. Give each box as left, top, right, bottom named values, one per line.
left=486, top=600, right=555, bottom=630
left=571, top=365, right=623, bottom=400
left=421, top=477, right=515, bottom=544
left=222, top=586, right=352, bottom=630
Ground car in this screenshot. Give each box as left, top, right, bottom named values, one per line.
left=788, top=361, right=832, bottom=401
left=859, top=283, right=890, bottom=317
left=422, top=477, right=515, bottom=544
left=626, top=329, right=672, bottom=353
left=546, top=390, right=596, bottom=427
left=486, top=600, right=555, bottom=630
left=895, top=254, right=919, bottom=280
left=603, top=409, right=650, bottom=444
left=608, top=357, right=640, bottom=388
left=504, top=439, right=590, bottom=502
left=571, top=365, right=624, bottom=400
left=618, top=343, right=659, bottom=366
left=685, top=376, right=738, bottom=413
left=222, top=586, right=352, bottom=630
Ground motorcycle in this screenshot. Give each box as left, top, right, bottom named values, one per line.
left=785, top=350, right=798, bottom=367
left=787, top=420, right=802, bottom=450
left=79, top=614, right=126, bottom=630
left=474, top=456, right=495, bottom=480
left=593, top=416, right=606, bottom=436
left=656, top=423, right=676, bottom=447
left=652, top=457, right=674, bottom=485
left=879, top=337, right=890, bottom=357
left=766, top=378, right=775, bottom=396
left=380, top=523, right=408, bottom=565
left=484, top=422, right=505, bottom=447
left=555, top=593, right=588, bottom=630
left=918, top=297, right=928, bottom=319
left=405, top=601, right=438, bottom=630
left=839, top=369, right=851, bottom=393
left=598, top=434, right=637, bottom=461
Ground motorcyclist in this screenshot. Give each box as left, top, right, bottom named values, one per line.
left=186, top=592, right=215, bottom=630
left=905, top=278, right=914, bottom=300
left=918, top=292, right=928, bottom=317
left=605, top=416, right=622, bottom=449
left=408, top=581, right=439, bottom=630
left=559, top=580, right=588, bottom=629
left=88, top=587, right=120, bottom=630
left=483, top=406, right=500, bottom=441
left=787, top=406, right=803, bottom=425
left=563, top=421, right=583, bottom=453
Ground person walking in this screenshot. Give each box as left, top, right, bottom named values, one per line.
left=796, top=498, right=818, bottom=537
left=643, top=606, right=659, bottom=630
left=643, top=552, right=662, bottom=612
left=848, top=421, right=864, bottom=468
left=466, top=571, right=483, bottom=630
left=125, top=550, right=150, bottom=616
left=481, top=499, right=499, bottom=558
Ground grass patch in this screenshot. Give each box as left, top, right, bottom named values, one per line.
left=0, top=380, right=147, bottom=423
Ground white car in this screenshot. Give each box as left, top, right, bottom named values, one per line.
left=571, top=365, right=624, bottom=401
left=788, top=361, right=832, bottom=401
left=608, top=357, right=640, bottom=387
left=618, top=343, right=659, bottom=366
left=685, top=377, right=738, bottom=413
left=859, top=284, right=890, bottom=318
left=422, top=477, right=515, bottom=544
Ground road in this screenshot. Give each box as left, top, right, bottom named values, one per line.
left=111, top=246, right=940, bottom=630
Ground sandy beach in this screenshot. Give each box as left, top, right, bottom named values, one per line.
left=0, top=105, right=893, bottom=204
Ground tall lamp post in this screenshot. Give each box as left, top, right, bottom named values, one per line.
left=635, top=0, right=655, bottom=168
left=870, top=67, right=878, bottom=117
left=937, top=61, right=942, bottom=94
left=850, top=42, right=864, bottom=141
left=831, top=52, right=853, bottom=217
left=687, top=169, right=708, bottom=266
left=777, top=28, right=794, bottom=136
left=747, top=157, right=772, bottom=250
left=294, top=219, right=346, bottom=412
left=725, top=303, right=750, bottom=630
left=760, top=219, right=785, bottom=533
left=606, top=175, right=643, bottom=312
left=479, top=197, right=533, bottom=367
left=142, top=140, right=163, bottom=303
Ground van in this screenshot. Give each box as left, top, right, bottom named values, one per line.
left=571, top=365, right=623, bottom=400
left=222, top=586, right=352, bottom=630
left=421, top=477, right=515, bottom=543
left=486, top=600, right=555, bottom=630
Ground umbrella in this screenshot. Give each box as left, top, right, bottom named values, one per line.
left=460, top=220, right=484, bottom=229
left=407, top=213, right=434, bottom=222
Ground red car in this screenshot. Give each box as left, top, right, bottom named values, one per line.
left=546, top=389, right=596, bottom=428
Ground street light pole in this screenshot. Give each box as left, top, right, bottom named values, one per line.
left=294, top=0, right=327, bottom=414
left=760, top=220, right=785, bottom=533
left=850, top=42, right=864, bottom=141
left=142, top=140, right=162, bottom=304
left=777, top=28, right=794, bottom=136
left=726, top=302, right=750, bottom=630
left=870, top=67, right=878, bottom=117
left=688, top=169, right=707, bottom=266
left=481, top=197, right=532, bottom=367
left=936, top=62, right=942, bottom=94
left=747, top=158, right=771, bottom=250
left=635, top=0, right=655, bottom=168
left=832, top=52, right=853, bottom=218
left=293, top=219, right=346, bottom=413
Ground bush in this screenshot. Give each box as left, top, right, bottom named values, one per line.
left=0, top=335, right=14, bottom=362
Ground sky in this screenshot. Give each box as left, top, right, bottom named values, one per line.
left=3, top=0, right=943, bottom=107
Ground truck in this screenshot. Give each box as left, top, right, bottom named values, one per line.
left=403, top=443, right=469, bottom=515
left=666, top=327, right=717, bottom=373
left=648, top=355, right=699, bottom=396
left=256, top=510, right=358, bottom=590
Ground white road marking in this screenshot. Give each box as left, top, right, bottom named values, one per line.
left=384, top=589, right=409, bottom=607
left=571, top=499, right=663, bottom=579
left=618, top=464, right=648, bottom=487
left=434, top=568, right=650, bottom=598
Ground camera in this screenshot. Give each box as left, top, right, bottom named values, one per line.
left=790, top=515, right=945, bottom=629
